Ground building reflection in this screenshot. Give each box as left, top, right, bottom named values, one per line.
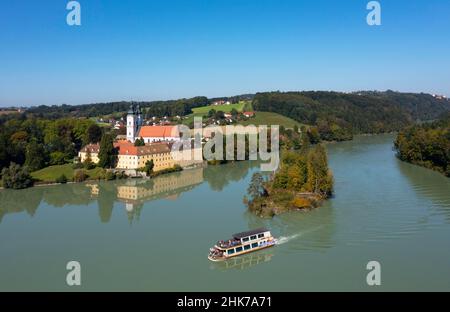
left=209, top=249, right=274, bottom=271
left=117, top=168, right=204, bottom=223
left=0, top=162, right=261, bottom=224
left=0, top=167, right=205, bottom=224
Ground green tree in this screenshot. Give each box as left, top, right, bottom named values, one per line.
left=73, top=169, right=87, bottom=182
left=208, top=109, right=217, bottom=118
left=98, top=134, right=117, bottom=168
left=87, top=124, right=103, bottom=143
left=56, top=174, right=68, bottom=184
left=144, top=160, right=154, bottom=175
left=134, top=137, right=145, bottom=146
left=247, top=172, right=267, bottom=200
left=49, top=151, right=66, bottom=165
left=83, top=151, right=96, bottom=170
left=25, top=140, right=46, bottom=172
left=1, top=163, right=33, bottom=189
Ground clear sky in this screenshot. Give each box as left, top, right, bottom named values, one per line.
left=0, top=0, right=449, bottom=107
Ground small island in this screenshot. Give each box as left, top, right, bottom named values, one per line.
left=244, top=144, right=333, bottom=218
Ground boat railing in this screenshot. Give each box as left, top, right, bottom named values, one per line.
left=217, top=239, right=242, bottom=249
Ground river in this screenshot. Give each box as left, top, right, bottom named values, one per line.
left=1, top=134, right=450, bottom=291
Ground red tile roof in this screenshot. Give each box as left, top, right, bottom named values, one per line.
left=80, top=143, right=100, bottom=153
left=137, top=126, right=180, bottom=138
left=115, top=141, right=172, bottom=156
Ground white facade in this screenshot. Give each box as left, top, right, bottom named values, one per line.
left=127, top=114, right=136, bottom=143
left=142, top=137, right=180, bottom=144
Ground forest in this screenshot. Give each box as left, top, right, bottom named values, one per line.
left=252, top=91, right=450, bottom=141
left=0, top=116, right=120, bottom=188
left=23, top=96, right=209, bottom=119
left=395, top=113, right=450, bottom=177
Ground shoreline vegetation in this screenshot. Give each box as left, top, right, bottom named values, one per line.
left=395, top=112, right=450, bottom=177
left=1, top=90, right=449, bottom=190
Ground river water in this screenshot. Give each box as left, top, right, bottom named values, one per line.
left=1, top=134, right=450, bottom=291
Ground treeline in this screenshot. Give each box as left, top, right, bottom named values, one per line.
left=0, top=117, right=102, bottom=172
left=24, top=96, right=209, bottom=119
left=0, top=116, right=109, bottom=189
left=252, top=91, right=450, bottom=141
left=395, top=113, right=450, bottom=177
left=244, top=144, right=333, bottom=217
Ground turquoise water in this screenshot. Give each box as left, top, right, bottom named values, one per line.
left=1, top=134, right=450, bottom=291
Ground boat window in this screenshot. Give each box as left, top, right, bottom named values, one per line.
left=244, top=245, right=251, bottom=250
left=228, top=249, right=235, bottom=255
left=236, top=247, right=243, bottom=252
left=250, top=235, right=257, bottom=240
left=251, top=243, right=258, bottom=248
left=258, top=233, right=264, bottom=238
left=243, top=237, right=249, bottom=242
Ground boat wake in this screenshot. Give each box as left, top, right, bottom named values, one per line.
left=276, top=233, right=302, bottom=245
left=276, top=226, right=324, bottom=245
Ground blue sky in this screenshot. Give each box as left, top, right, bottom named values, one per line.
left=0, top=0, right=449, bottom=107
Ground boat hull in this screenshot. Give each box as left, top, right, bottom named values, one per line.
left=208, top=241, right=276, bottom=262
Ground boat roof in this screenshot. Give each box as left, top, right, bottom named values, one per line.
left=233, top=228, right=269, bottom=239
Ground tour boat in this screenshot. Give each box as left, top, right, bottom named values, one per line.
left=208, top=228, right=277, bottom=262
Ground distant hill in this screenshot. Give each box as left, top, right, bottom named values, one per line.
left=22, top=91, right=450, bottom=139
left=252, top=91, right=450, bottom=138
left=25, top=97, right=209, bottom=120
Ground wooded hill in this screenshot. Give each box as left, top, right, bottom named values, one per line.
left=252, top=91, right=450, bottom=141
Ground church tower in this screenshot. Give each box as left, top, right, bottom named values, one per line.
left=126, top=103, right=136, bottom=143
left=136, top=104, right=143, bottom=128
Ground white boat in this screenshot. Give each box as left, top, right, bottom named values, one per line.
left=208, top=228, right=277, bottom=262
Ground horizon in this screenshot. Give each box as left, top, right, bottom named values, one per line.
left=1, top=88, right=448, bottom=109
left=1, top=0, right=450, bottom=107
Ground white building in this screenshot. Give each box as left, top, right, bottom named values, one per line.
left=126, top=103, right=181, bottom=143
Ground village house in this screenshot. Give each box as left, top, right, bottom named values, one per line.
left=78, top=143, right=100, bottom=163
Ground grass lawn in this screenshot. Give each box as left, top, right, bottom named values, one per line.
left=183, top=101, right=251, bottom=126
left=191, top=101, right=247, bottom=115
left=89, top=117, right=111, bottom=128
left=31, top=164, right=105, bottom=183
left=238, top=111, right=306, bottom=129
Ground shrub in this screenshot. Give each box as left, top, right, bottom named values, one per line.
left=49, top=151, right=66, bottom=165
left=1, top=163, right=34, bottom=189
left=72, top=162, right=84, bottom=169
left=56, top=174, right=68, bottom=184
left=291, top=197, right=312, bottom=209
left=115, top=171, right=128, bottom=179
left=105, top=171, right=116, bottom=181
left=84, top=161, right=96, bottom=170
left=73, top=169, right=87, bottom=182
